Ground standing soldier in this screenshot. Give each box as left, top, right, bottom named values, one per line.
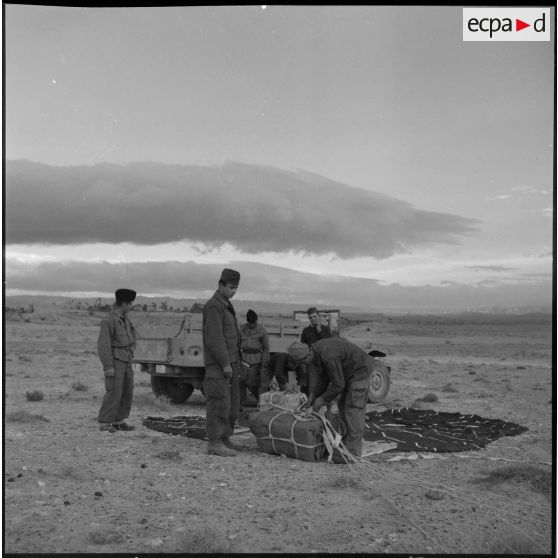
left=300, top=307, right=332, bottom=346
left=97, top=288, right=138, bottom=433
left=202, top=268, right=243, bottom=457
left=239, top=309, right=270, bottom=405
left=287, top=338, right=372, bottom=462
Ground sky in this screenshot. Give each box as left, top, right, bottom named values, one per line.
left=4, top=5, right=555, bottom=311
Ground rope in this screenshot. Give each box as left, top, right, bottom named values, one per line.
left=313, top=412, right=550, bottom=554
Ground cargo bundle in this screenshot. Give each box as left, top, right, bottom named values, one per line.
left=249, top=409, right=325, bottom=462
left=257, top=390, right=307, bottom=412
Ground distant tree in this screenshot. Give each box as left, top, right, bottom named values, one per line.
left=150, top=302, right=157, bottom=312
left=160, top=301, right=168, bottom=311
left=95, top=298, right=102, bottom=308
left=142, top=304, right=148, bottom=312
left=190, top=302, right=204, bottom=313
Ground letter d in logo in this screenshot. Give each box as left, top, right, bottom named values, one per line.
left=534, top=13, right=545, bottom=32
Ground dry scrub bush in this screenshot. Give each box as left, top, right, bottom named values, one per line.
left=134, top=392, right=175, bottom=411
left=416, top=393, right=438, bottom=403
left=58, top=464, right=87, bottom=480
left=174, top=528, right=230, bottom=553
left=87, top=528, right=125, bottom=545
left=474, top=464, right=551, bottom=498
left=25, top=390, right=45, bottom=402
left=470, top=530, right=546, bottom=555
left=329, top=474, right=361, bottom=489
left=6, top=410, right=49, bottom=423
left=154, top=447, right=181, bottom=461
left=441, top=384, right=458, bottom=393
left=71, top=381, right=88, bottom=392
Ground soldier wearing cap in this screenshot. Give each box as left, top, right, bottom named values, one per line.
left=287, top=338, right=372, bottom=462
left=301, top=307, right=332, bottom=346
left=97, top=288, right=138, bottom=433
left=239, top=309, right=270, bottom=405
left=202, top=268, right=244, bottom=457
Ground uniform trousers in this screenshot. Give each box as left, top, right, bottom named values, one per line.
left=98, top=359, right=134, bottom=424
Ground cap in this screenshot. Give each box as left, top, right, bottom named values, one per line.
left=115, top=288, right=137, bottom=304
left=220, top=268, right=240, bottom=286
left=287, top=341, right=310, bottom=362
left=246, top=309, right=258, bottom=323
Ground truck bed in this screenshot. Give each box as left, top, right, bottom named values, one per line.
left=133, top=315, right=302, bottom=366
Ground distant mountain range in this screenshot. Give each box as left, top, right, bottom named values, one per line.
left=4, top=294, right=551, bottom=317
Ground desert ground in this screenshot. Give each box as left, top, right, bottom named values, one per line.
left=3, top=305, right=554, bottom=554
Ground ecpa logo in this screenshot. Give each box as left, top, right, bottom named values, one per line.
left=463, top=8, right=550, bottom=41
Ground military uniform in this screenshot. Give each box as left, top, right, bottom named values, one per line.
left=239, top=322, right=269, bottom=401
left=306, top=338, right=372, bottom=457
left=301, top=323, right=332, bottom=346
left=202, top=280, right=242, bottom=445
left=97, top=293, right=137, bottom=429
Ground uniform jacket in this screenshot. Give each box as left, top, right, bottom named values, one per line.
left=309, top=338, right=371, bottom=403
left=97, top=310, right=137, bottom=372
left=202, top=290, right=242, bottom=370
left=301, top=323, right=332, bottom=346
left=239, top=323, right=270, bottom=366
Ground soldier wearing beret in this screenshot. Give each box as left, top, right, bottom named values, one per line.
left=288, top=338, right=372, bottom=462
left=97, top=289, right=138, bottom=433
left=202, top=269, right=244, bottom=457
left=239, top=309, right=270, bottom=405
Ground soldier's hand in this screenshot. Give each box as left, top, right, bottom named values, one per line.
left=223, top=365, right=233, bottom=379
left=104, top=368, right=115, bottom=377
left=312, top=396, right=325, bottom=412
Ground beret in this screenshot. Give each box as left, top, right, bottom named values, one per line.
left=246, top=309, right=258, bottom=323
left=220, top=268, right=240, bottom=286
left=115, top=288, right=137, bottom=303
left=287, top=341, right=310, bottom=362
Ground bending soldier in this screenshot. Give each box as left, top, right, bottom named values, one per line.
left=288, top=338, right=372, bottom=462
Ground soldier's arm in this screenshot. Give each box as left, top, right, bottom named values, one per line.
left=203, top=305, right=230, bottom=368
left=319, top=325, right=332, bottom=339
left=261, top=329, right=270, bottom=367
left=97, top=319, right=115, bottom=373
left=319, top=359, right=345, bottom=403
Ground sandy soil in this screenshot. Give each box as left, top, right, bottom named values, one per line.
left=4, top=309, right=553, bottom=554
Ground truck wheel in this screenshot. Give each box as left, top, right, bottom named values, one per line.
left=368, top=361, right=390, bottom=403
left=150, top=376, right=194, bottom=404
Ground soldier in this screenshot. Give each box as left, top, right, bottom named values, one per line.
left=239, top=309, right=270, bottom=405
left=301, top=307, right=332, bottom=346
left=202, top=268, right=244, bottom=457
left=260, top=352, right=308, bottom=395
left=97, top=288, right=138, bottom=433
left=287, top=338, right=372, bottom=462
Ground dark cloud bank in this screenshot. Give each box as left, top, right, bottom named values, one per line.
left=7, top=259, right=550, bottom=311
left=7, top=160, right=479, bottom=259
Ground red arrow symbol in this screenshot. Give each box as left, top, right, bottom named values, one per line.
left=516, top=18, right=530, bottom=31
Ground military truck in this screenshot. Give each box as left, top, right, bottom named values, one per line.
left=133, top=309, right=391, bottom=404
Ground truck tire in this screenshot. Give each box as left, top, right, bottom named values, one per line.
left=150, top=376, right=194, bottom=404
left=368, top=361, right=390, bottom=403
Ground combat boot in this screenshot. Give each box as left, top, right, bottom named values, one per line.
left=223, top=438, right=243, bottom=452
left=207, top=440, right=237, bottom=457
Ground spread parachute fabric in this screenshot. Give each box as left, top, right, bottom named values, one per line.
left=363, top=408, right=528, bottom=452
